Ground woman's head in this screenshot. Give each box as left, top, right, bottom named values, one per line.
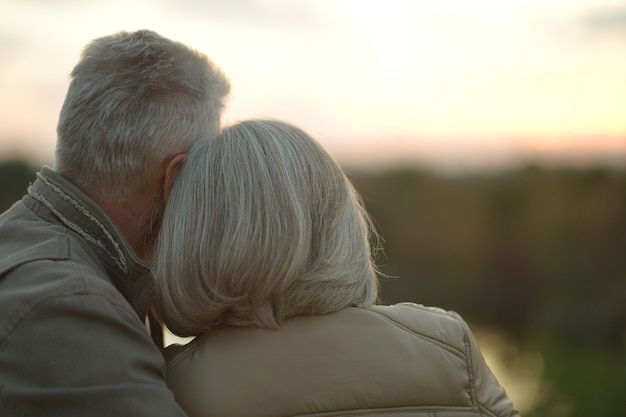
left=153, top=119, right=379, bottom=336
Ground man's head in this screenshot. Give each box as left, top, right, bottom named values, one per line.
left=56, top=30, right=230, bottom=204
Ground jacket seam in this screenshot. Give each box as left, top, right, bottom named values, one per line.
left=477, top=402, right=501, bottom=417
left=27, top=174, right=128, bottom=273
left=461, top=321, right=479, bottom=409
left=365, top=309, right=466, bottom=359
left=291, top=403, right=480, bottom=416
left=0, top=290, right=140, bottom=352
left=0, top=253, right=69, bottom=279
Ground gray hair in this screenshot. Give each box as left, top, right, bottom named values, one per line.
left=153, top=119, right=380, bottom=336
left=55, top=30, right=230, bottom=202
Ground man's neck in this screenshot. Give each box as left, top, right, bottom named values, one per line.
left=95, top=193, right=163, bottom=263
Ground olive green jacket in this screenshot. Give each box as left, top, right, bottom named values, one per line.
left=0, top=167, right=187, bottom=417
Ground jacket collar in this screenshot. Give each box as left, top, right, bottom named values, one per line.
left=25, top=167, right=154, bottom=319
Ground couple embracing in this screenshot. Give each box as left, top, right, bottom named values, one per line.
left=0, top=30, right=519, bottom=417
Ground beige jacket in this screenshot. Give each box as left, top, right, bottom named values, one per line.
left=166, top=303, right=519, bottom=417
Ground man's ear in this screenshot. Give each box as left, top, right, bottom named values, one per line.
left=163, top=153, right=186, bottom=201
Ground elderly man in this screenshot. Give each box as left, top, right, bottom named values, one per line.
left=0, top=30, right=230, bottom=416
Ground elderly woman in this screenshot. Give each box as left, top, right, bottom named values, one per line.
left=153, top=119, right=519, bottom=417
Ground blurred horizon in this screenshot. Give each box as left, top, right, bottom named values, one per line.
left=0, top=132, right=626, bottom=175
left=1, top=0, right=625, bottom=172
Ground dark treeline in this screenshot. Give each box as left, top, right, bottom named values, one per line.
left=1, top=159, right=625, bottom=416
left=348, top=164, right=626, bottom=417
left=0, top=160, right=38, bottom=211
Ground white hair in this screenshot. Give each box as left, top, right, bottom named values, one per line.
left=153, top=119, right=380, bottom=337
left=55, top=30, right=230, bottom=202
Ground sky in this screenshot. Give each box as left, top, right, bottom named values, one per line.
left=1, top=0, right=625, bottom=171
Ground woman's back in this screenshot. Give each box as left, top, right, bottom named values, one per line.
left=165, top=303, right=518, bottom=417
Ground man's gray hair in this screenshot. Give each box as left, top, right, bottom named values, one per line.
left=153, top=119, right=380, bottom=337
left=56, top=30, right=230, bottom=202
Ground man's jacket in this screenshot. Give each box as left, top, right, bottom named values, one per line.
left=0, top=167, right=187, bottom=417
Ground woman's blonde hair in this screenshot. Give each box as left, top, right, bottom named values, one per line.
left=153, top=119, right=379, bottom=337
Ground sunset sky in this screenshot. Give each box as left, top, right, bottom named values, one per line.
left=1, top=0, right=625, bottom=171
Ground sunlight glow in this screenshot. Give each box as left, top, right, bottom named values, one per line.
left=0, top=0, right=624, bottom=169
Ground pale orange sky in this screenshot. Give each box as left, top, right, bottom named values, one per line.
left=1, top=0, right=625, bottom=171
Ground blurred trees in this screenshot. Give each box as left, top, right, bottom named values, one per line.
left=1, top=159, right=625, bottom=416
left=0, top=160, right=37, bottom=211
left=349, top=165, right=626, bottom=417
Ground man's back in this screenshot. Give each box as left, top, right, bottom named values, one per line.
left=0, top=169, right=187, bottom=417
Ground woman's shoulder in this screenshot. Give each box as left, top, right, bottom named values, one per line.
left=165, top=303, right=472, bottom=363
left=365, top=303, right=470, bottom=352
left=162, top=305, right=487, bottom=417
